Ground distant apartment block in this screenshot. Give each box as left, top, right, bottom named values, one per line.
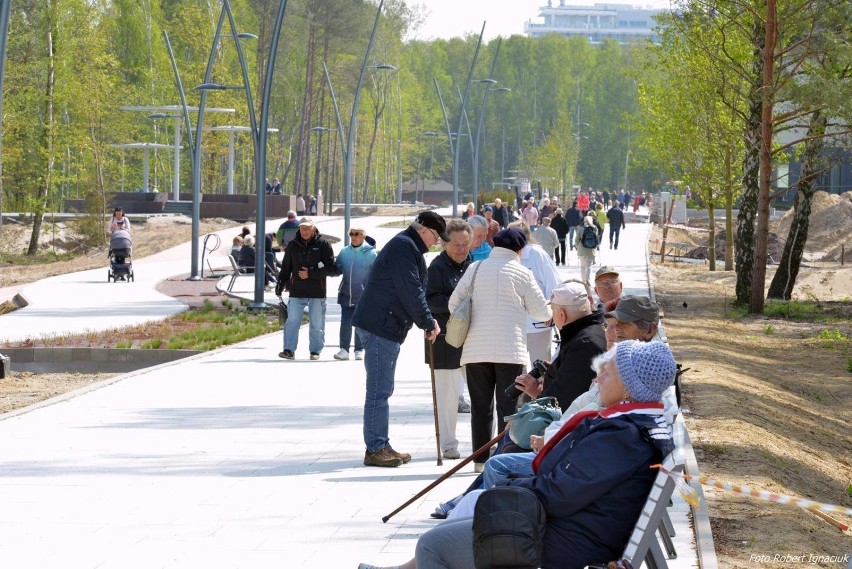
left=524, top=2, right=665, bottom=44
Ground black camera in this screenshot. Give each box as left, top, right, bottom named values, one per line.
left=504, top=359, right=549, bottom=400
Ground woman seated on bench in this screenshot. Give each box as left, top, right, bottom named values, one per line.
left=358, top=340, right=677, bottom=569
left=238, top=235, right=275, bottom=287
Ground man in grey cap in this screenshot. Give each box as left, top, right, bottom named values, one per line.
left=353, top=211, right=447, bottom=467
left=604, top=295, right=660, bottom=345
left=594, top=266, right=623, bottom=313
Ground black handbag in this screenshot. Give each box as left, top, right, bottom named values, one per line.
left=473, top=486, right=546, bottom=569
left=278, top=301, right=289, bottom=328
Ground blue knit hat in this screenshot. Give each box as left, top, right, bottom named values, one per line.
left=615, top=340, right=676, bottom=402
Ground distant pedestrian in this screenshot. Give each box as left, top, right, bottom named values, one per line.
left=482, top=206, right=500, bottom=247
left=492, top=198, right=511, bottom=228
left=575, top=215, right=598, bottom=284
left=594, top=203, right=608, bottom=251
left=333, top=227, right=377, bottom=361
left=276, top=218, right=335, bottom=361
left=550, top=208, right=570, bottom=265
left=276, top=211, right=301, bottom=249
left=296, top=194, right=306, bottom=216
left=606, top=201, right=626, bottom=250
left=566, top=200, right=583, bottom=250
left=535, top=216, right=560, bottom=262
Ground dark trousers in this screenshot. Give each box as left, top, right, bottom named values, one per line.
left=609, top=226, right=621, bottom=249
left=557, top=238, right=567, bottom=265
left=464, top=362, right=524, bottom=463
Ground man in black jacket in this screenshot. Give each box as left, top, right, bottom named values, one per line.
left=353, top=211, right=447, bottom=467
left=606, top=201, right=627, bottom=249
left=276, top=218, right=335, bottom=361
left=565, top=201, right=584, bottom=250
left=514, top=281, right=607, bottom=409
left=550, top=208, right=570, bottom=266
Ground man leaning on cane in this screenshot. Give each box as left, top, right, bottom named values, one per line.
left=353, top=211, right=448, bottom=468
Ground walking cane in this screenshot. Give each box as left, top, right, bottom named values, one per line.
left=428, top=341, right=443, bottom=467
left=382, top=426, right=509, bottom=523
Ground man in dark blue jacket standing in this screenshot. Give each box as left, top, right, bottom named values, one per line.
left=353, top=211, right=448, bottom=467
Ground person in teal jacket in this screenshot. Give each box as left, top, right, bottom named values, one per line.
left=333, top=227, right=377, bottom=360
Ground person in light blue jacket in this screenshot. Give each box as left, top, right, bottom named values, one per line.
left=333, top=227, right=377, bottom=360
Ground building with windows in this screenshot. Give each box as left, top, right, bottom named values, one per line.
left=524, top=2, right=665, bottom=44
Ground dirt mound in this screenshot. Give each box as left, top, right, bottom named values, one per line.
left=771, top=191, right=852, bottom=261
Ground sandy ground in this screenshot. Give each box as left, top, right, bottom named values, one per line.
left=1, top=210, right=851, bottom=567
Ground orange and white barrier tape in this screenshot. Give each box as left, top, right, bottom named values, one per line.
left=652, top=464, right=852, bottom=531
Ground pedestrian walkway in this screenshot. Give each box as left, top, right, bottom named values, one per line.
left=0, top=213, right=700, bottom=569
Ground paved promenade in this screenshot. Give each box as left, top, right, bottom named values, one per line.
left=0, top=211, right=698, bottom=568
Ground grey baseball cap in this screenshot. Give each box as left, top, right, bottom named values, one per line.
left=604, top=295, right=660, bottom=324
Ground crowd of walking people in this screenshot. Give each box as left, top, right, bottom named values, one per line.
left=243, top=191, right=669, bottom=568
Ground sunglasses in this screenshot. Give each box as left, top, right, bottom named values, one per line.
left=349, top=232, right=364, bottom=237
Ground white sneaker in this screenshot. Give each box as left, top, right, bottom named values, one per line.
left=474, top=462, right=485, bottom=473
left=334, top=349, right=349, bottom=360
left=354, top=350, right=364, bottom=360
left=443, top=448, right=461, bottom=460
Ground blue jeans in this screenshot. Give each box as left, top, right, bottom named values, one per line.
left=359, top=329, right=401, bottom=452
left=481, top=451, right=536, bottom=488
left=283, top=297, right=326, bottom=354
left=339, top=305, right=363, bottom=352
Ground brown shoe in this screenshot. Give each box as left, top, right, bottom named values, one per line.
left=387, top=447, right=412, bottom=464
left=364, top=448, right=402, bottom=468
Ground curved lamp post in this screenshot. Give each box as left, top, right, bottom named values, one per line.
left=473, top=86, right=510, bottom=210
left=164, top=0, right=289, bottom=304
left=319, top=0, right=388, bottom=246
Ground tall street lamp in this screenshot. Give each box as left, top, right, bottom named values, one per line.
left=319, top=0, right=389, bottom=246
left=165, top=0, right=289, bottom=303
left=472, top=86, right=510, bottom=209
left=449, top=22, right=485, bottom=218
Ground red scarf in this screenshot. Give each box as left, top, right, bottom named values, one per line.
left=531, top=402, right=664, bottom=474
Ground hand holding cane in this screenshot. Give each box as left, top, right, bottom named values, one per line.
left=428, top=341, right=443, bottom=467
left=382, top=426, right=509, bottom=523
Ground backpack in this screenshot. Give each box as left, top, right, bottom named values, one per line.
left=581, top=225, right=598, bottom=249
left=473, top=486, right=546, bottom=569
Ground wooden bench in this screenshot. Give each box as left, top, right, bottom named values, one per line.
left=620, top=453, right=684, bottom=569
left=227, top=255, right=249, bottom=293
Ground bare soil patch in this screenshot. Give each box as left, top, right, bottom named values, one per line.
left=651, top=222, right=851, bottom=566
left=0, top=371, right=118, bottom=415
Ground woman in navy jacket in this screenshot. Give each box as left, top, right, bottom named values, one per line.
left=358, top=340, right=677, bottom=569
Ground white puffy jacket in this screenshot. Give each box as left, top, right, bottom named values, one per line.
left=449, top=247, right=552, bottom=366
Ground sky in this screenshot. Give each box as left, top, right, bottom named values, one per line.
left=409, top=0, right=673, bottom=41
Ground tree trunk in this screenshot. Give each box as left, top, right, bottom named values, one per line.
left=28, top=3, right=56, bottom=255
left=749, top=0, right=777, bottom=314
left=734, top=20, right=765, bottom=304
left=724, top=145, right=734, bottom=271
left=767, top=112, right=826, bottom=300
left=707, top=198, right=716, bottom=271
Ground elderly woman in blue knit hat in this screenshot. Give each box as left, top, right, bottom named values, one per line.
left=358, top=340, right=677, bottom=569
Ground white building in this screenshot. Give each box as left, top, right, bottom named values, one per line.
left=524, top=2, right=665, bottom=44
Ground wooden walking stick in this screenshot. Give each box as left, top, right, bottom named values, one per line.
left=428, top=341, right=443, bottom=467
left=382, top=426, right=509, bottom=523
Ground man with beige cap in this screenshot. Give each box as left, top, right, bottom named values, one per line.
left=512, top=281, right=607, bottom=414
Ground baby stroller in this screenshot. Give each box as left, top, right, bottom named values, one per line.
left=108, top=229, right=134, bottom=282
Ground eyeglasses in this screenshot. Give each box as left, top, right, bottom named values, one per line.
left=426, top=228, right=439, bottom=242
left=532, top=321, right=553, bottom=329
left=596, top=279, right=621, bottom=288
left=349, top=232, right=364, bottom=237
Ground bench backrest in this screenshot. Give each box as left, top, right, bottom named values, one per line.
left=621, top=453, right=682, bottom=567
